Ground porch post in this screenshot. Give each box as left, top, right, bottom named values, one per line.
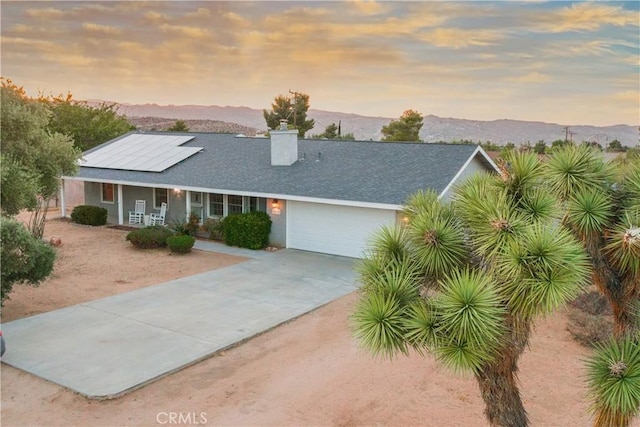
left=185, top=190, right=191, bottom=221
left=59, top=178, right=66, bottom=218
left=117, top=184, right=123, bottom=225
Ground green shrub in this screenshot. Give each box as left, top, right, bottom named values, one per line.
left=126, top=225, right=173, bottom=249
left=170, top=213, right=201, bottom=236
left=203, top=217, right=224, bottom=240
left=222, top=211, right=272, bottom=249
left=1, top=217, right=56, bottom=305
left=167, top=234, right=196, bottom=254
left=70, top=205, right=108, bottom=226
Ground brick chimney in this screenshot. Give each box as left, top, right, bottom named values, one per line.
left=270, top=120, right=298, bottom=166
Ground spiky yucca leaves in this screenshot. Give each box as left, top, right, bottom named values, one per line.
left=498, top=150, right=545, bottom=199
left=546, top=144, right=616, bottom=202
left=567, top=189, right=613, bottom=236
left=353, top=258, right=423, bottom=358
left=432, top=268, right=506, bottom=373
left=603, top=210, right=640, bottom=278
left=455, top=176, right=529, bottom=260
left=497, top=224, right=591, bottom=319
left=586, top=337, right=640, bottom=427
left=363, top=224, right=411, bottom=264
left=403, top=189, right=454, bottom=223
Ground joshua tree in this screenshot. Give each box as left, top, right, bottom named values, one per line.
left=353, top=150, right=590, bottom=426
left=544, top=145, right=640, bottom=426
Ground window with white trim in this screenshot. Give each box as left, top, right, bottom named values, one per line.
left=228, top=195, right=243, bottom=215
left=246, top=196, right=259, bottom=213
left=208, top=193, right=224, bottom=217
left=153, top=188, right=168, bottom=209
left=101, top=183, right=114, bottom=203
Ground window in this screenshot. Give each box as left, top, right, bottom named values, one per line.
left=154, top=188, right=168, bottom=209
left=246, top=197, right=259, bottom=213
left=228, top=195, right=243, bottom=214
left=101, top=183, right=114, bottom=203
left=209, top=193, right=223, bottom=217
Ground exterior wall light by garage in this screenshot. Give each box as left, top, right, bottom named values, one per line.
left=271, top=199, right=281, bottom=215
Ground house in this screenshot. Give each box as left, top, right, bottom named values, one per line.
left=60, top=126, right=498, bottom=258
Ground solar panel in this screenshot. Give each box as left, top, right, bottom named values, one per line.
left=80, top=134, right=203, bottom=172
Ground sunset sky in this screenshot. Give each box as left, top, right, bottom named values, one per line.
left=2, top=1, right=638, bottom=126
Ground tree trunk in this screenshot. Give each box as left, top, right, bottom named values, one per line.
left=581, top=232, right=638, bottom=338
left=475, top=317, right=531, bottom=427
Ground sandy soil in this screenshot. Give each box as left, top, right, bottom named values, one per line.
left=0, top=213, right=627, bottom=427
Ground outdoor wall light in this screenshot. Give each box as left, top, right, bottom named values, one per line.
left=271, top=199, right=281, bottom=215
left=173, top=188, right=181, bottom=194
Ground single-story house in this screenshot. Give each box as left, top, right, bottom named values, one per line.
left=61, top=127, right=498, bottom=258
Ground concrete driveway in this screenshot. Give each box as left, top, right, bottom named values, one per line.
left=1, top=247, right=358, bottom=399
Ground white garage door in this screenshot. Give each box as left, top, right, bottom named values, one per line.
left=287, top=201, right=397, bottom=258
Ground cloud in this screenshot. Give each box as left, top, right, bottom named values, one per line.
left=82, top=23, right=122, bottom=36
left=25, top=7, right=64, bottom=19
left=507, top=71, right=552, bottom=84
left=420, top=28, right=504, bottom=49
left=534, top=2, right=639, bottom=33
left=348, top=0, right=389, bottom=16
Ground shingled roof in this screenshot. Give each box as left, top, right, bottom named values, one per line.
left=69, top=132, right=495, bottom=207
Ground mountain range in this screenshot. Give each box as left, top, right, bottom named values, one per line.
left=93, top=101, right=638, bottom=147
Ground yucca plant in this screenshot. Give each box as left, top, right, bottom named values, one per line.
left=353, top=149, right=591, bottom=427
left=586, top=337, right=640, bottom=427
left=545, top=145, right=640, bottom=337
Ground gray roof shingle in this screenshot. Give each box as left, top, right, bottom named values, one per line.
left=70, top=132, right=490, bottom=206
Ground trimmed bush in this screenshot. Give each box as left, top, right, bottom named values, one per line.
left=222, top=211, right=272, bottom=250
left=70, top=205, right=108, bottom=226
left=126, top=225, right=173, bottom=249
left=167, top=234, right=196, bottom=254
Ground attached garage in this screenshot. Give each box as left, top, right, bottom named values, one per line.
left=287, top=201, right=397, bottom=258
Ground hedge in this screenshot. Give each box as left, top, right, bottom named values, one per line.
left=70, top=205, right=108, bottom=226
left=167, top=234, right=196, bottom=254
left=222, top=211, right=272, bottom=249
left=126, top=225, right=174, bottom=249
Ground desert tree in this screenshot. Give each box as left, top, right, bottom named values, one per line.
left=544, top=144, right=640, bottom=426
left=40, top=91, right=134, bottom=151
left=263, top=92, right=314, bottom=138
left=381, top=109, right=423, bottom=142
left=167, top=119, right=189, bottom=132
left=1, top=78, right=80, bottom=238
left=0, top=216, right=56, bottom=305
left=353, top=149, right=590, bottom=426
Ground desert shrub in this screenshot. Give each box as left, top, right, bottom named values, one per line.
left=1, top=217, right=56, bottom=305
left=70, top=205, right=108, bottom=226
left=126, top=225, right=173, bottom=249
left=167, top=234, right=195, bottom=254
left=222, top=211, right=272, bottom=249
left=169, top=213, right=201, bottom=237
left=203, top=217, right=224, bottom=241
left=567, top=291, right=615, bottom=347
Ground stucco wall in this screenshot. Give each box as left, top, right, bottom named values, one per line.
left=268, top=198, right=286, bottom=247
left=84, top=182, right=120, bottom=224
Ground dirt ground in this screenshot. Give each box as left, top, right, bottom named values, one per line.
left=0, top=213, right=628, bottom=426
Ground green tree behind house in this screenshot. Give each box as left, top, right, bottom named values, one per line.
left=263, top=92, right=314, bottom=138
left=381, top=109, right=423, bottom=142
left=167, top=119, right=189, bottom=132
left=42, top=92, right=134, bottom=151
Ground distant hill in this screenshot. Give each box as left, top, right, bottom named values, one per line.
left=91, top=101, right=638, bottom=147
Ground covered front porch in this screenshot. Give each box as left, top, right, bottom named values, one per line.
left=59, top=179, right=273, bottom=228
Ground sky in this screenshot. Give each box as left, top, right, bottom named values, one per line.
left=1, top=1, right=638, bottom=126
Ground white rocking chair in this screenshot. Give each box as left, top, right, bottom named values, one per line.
left=149, top=202, right=167, bottom=226
left=128, top=200, right=146, bottom=225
